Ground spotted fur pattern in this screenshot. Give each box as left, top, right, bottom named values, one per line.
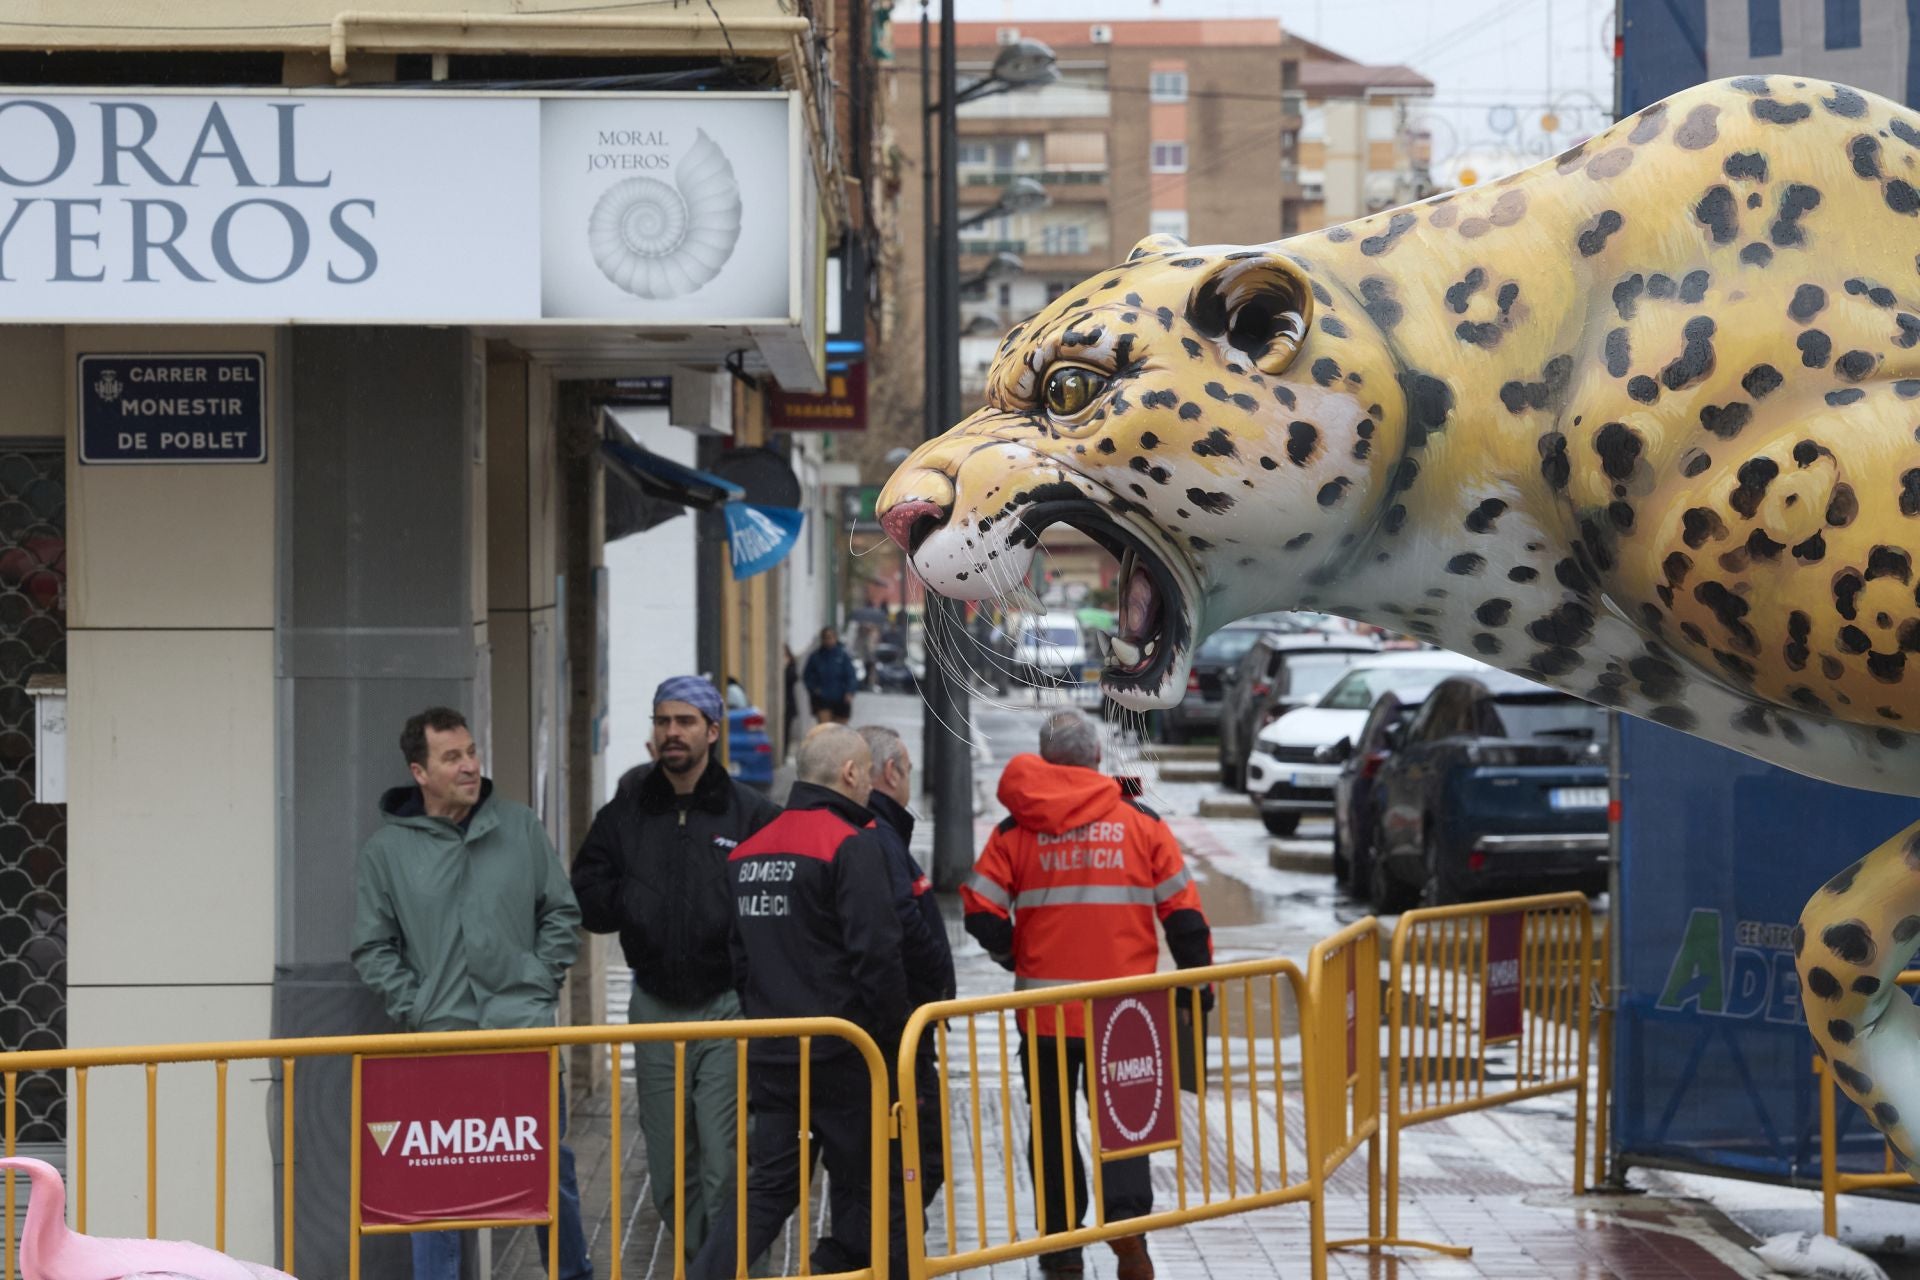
left=880, top=76, right=1920, bottom=1170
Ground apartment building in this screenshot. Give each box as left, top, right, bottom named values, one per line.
left=1283, top=36, right=1436, bottom=233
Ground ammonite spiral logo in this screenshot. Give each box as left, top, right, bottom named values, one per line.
left=587, top=128, right=744, bottom=300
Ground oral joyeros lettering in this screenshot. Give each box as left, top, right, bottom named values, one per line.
left=0, top=99, right=379, bottom=285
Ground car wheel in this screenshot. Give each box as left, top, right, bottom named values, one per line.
left=1330, top=821, right=1350, bottom=881
left=1262, top=810, right=1301, bottom=837
left=1369, top=817, right=1418, bottom=913
left=1419, top=826, right=1461, bottom=908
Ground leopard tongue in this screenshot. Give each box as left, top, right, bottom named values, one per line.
left=1122, top=562, right=1156, bottom=639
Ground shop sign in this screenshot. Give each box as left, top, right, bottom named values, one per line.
left=77, top=352, right=263, bottom=464
left=769, top=363, right=867, bottom=431
left=0, top=91, right=802, bottom=326
left=1484, top=911, right=1524, bottom=1042
left=359, top=1050, right=551, bottom=1227
left=1091, top=994, right=1177, bottom=1151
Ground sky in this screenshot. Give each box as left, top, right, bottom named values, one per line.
left=943, top=0, right=1619, bottom=185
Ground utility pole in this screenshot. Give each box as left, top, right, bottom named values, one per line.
left=923, top=0, right=975, bottom=889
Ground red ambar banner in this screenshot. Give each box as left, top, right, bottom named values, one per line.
left=360, top=1050, right=552, bottom=1227
left=1484, top=912, right=1525, bottom=1042
left=1092, top=994, right=1178, bottom=1152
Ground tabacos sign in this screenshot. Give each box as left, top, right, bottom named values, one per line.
left=359, top=1050, right=552, bottom=1226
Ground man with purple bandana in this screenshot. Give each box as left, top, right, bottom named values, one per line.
left=572, top=676, right=779, bottom=1266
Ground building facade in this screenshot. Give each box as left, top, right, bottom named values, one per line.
left=0, top=2, right=889, bottom=1271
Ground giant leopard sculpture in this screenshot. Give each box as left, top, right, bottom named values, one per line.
left=880, top=76, right=1920, bottom=1173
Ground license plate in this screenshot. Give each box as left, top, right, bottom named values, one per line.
left=1549, top=786, right=1608, bottom=810
left=1291, top=772, right=1331, bottom=789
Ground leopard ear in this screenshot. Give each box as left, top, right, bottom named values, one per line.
left=1126, top=233, right=1187, bottom=262
left=1185, top=252, right=1314, bottom=376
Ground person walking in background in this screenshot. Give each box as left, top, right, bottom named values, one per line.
left=689, top=726, right=909, bottom=1280
left=804, top=626, right=858, bottom=724
left=960, top=710, right=1214, bottom=1280
left=352, top=707, right=591, bottom=1280
left=855, top=724, right=956, bottom=1207
left=571, top=676, right=780, bottom=1268
left=782, top=643, right=800, bottom=758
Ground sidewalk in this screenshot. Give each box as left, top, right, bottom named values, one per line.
left=506, top=693, right=1781, bottom=1278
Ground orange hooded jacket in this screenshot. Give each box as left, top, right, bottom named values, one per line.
left=960, top=753, right=1212, bottom=1036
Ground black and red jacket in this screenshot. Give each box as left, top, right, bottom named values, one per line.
left=728, top=781, right=910, bottom=1063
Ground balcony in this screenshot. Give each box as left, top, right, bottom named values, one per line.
left=958, top=238, right=1028, bottom=256
left=962, top=169, right=1108, bottom=187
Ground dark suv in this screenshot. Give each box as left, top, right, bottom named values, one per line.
left=1216, top=631, right=1381, bottom=790
left=1160, top=614, right=1297, bottom=744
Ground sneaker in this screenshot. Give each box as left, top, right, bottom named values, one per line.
left=1109, top=1235, right=1154, bottom=1280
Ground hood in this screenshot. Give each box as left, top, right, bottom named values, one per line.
left=1256, top=706, right=1368, bottom=749
left=996, top=753, right=1120, bottom=836
left=380, top=778, right=494, bottom=823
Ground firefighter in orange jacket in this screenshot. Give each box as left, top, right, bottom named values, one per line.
left=960, top=710, right=1212, bottom=1280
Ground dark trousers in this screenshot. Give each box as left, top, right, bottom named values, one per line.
left=1021, top=1034, right=1153, bottom=1269
left=689, top=1059, right=907, bottom=1279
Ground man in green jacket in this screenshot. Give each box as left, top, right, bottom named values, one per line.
left=352, top=706, right=590, bottom=1280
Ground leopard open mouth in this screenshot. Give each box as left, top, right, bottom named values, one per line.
left=1004, top=499, right=1194, bottom=700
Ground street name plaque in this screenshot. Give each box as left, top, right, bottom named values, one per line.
left=77, top=353, right=265, bottom=464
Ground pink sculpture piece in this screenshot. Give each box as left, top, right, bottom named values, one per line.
left=0, top=1158, right=297, bottom=1280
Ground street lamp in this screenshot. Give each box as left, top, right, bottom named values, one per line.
left=956, top=175, right=1051, bottom=231
left=915, top=14, right=1058, bottom=888
left=955, top=37, right=1061, bottom=104
left=961, top=250, right=1024, bottom=292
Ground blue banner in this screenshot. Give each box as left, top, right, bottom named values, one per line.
left=724, top=502, right=804, bottom=580
left=1614, top=716, right=1920, bottom=1183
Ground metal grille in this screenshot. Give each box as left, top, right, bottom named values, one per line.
left=0, top=445, right=64, bottom=1144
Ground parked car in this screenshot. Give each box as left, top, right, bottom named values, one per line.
left=1013, top=611, right=1092, bottom=687
left=1160, top=618, right=1281, bottom=744
left=1247, top=650, right=1486, bottom=838
left=1366, top=670, right=1610, bottom=911
left=724, top=679, right=774, bottom=790
left=1216, top=632, right=1382, bottom=791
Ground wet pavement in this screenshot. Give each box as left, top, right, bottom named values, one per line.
left=491, top=690, right=1920, bottom=1278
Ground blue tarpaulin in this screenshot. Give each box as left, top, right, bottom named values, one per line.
left=1613, top=716, right=1920, bottom=1183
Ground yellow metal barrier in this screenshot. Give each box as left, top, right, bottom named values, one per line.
left=1325, top=893, right=1594, bottom=1260
left=1816, top=971, right=1920, bottom=1236
left=1308, top=916, right=1466, bottom=1262
left=0, top=1018, right=893, bottom=1280
left=894, top=958, right=1318, bottom=1280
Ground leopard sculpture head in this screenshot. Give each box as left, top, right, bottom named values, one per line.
left=880, top=234, right=1411, bottom=711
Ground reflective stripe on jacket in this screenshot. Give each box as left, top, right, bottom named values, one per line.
left=960, top=753, right=1210, bottom=1036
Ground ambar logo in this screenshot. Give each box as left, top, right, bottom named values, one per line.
left=367, top=1116, right=544, bottom=1161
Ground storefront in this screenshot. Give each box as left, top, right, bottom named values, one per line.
left=0, top=82, right=833, bottom=1266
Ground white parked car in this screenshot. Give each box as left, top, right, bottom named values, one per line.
left=1245, top=650, right=1490, bottom=836
left=1013, top=611, right=1092, bottom=687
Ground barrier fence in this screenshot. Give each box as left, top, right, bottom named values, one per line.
left=1319, top=892, right=1596, bottom=1260
left=893, top=957, right=1318, bottom=1280
left=0, top=895, right=1616, bottom=1280
left=0, top=1019, right=892, bottom=1280
left=1816, top=971, right=1920, bottom=1236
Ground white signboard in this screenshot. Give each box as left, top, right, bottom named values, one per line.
left=0, top=90, right=797, bottom=325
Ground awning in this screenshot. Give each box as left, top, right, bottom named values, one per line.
left=601, top=429, right=743, bottom=541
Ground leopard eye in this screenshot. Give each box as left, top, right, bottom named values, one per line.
left=1043, top=365, right=1108, bottom=419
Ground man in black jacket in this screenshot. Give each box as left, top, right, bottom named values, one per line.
left=855, top=723, right=954, bottom=1208
left=690, top=725, right=910, bottom=1280
left=571, top=676, right=779, bottom=1267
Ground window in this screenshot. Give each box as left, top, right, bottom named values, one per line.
left=1279, top=653, right=1360, bottom=703
left=1150, top=141, right=1187, bottom=173
left=1318, top=667, right=1476, bottom=712
left=1367, top=105, right=1399, bottom=143
left=1300, top=105, right=1326, bottom=143
left=1150, top=70, right=1188, bottom=102
left=1045, top=280, right=1072, bottom=301
left=1148, top=209, right=1189, bottom=241
left=996, top=283, right=1012, bottom=307
left=1040, top=224, right=1087, bottom=255
left=957, top=142, right=991, bottom=167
